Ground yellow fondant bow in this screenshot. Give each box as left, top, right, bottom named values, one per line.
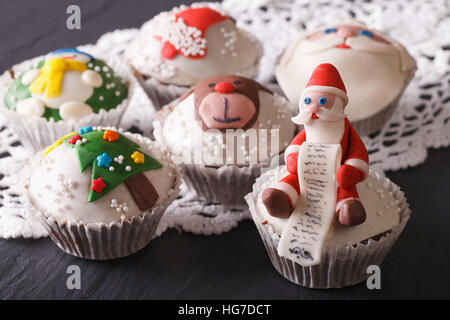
left=29, top=58, right=87, bottom=98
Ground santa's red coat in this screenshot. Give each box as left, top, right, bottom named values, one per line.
left=277, top=118, right=369, bottom=208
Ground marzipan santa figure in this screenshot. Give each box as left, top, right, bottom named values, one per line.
left=262, top=63, right=369, bottom=226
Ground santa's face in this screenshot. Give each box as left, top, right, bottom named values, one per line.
left=276, top=21, right=414, bottom=123
left=293, top=91, right=346, bottom=125
left=299, top=24, right=395, bottom=55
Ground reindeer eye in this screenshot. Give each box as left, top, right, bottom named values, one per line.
left=359, top=30, right=373, bottom=37
left=208, top=83, right=216, bottom=88
left=233, top=80, right=242, bottom=85
left=304, top=97, right=311, bottom=104
left=319, top=97, right=327, bottom=105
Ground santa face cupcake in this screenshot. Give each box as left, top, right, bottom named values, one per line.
left=126, top=2, right=262, bottom=108
left=0, top=48, right=134, bottom=152
left=153, top=75, right=296, bottom=205
left=275, top=20, right=416, bottom=136
left=246, top=64, right=411, bottom=288
left=25, top=126, right=181, bottom=260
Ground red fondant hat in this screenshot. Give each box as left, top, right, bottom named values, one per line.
left=303, top=63, right=348, bottom=105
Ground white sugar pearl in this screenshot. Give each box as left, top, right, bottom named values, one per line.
left=109, top=166, right=115, bottom=171
left=99, top=96, right=104, bottom=101
left=125, top=166, right=132, bottom=172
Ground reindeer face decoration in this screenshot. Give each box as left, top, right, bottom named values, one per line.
left=179, top=75, right=272, bottom=130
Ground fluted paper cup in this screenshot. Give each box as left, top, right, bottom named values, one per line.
left=0, top=54, right=136, bottom=153
left=245, top=169, right=411, bottom=288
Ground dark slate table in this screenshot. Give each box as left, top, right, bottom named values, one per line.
left=0, top=0, right=449, bottom=300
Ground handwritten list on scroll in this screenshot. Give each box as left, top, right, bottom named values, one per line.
left=278, top=143, right=342, bottom=267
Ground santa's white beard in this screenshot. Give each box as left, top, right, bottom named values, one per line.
left=291, top=106, right=346, bottom=125
left=276, top=37, right=408, bottom=122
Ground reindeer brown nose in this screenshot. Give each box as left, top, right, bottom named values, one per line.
left=214, top=81, right=235, bottom=94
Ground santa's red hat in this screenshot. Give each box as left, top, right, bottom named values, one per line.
left=303, top=63, right=348, bottom=105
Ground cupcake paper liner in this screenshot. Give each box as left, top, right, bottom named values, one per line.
left=0, top=54, right=137, bottom=153
left=351, top=69, right=416, bottom=137
left=245, top=169, right=411, bottom=289
left=23, top=129, right=182, bottom=260
left=130, top=29, right=263, bottom=110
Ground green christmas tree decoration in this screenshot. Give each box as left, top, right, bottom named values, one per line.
left=64, top=129, right=162, bottom=202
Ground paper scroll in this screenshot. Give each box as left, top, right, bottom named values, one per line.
left=278, top=143, right=342, bottom=267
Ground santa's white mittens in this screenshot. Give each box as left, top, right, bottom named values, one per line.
left=344, top=158, right=369, bottom=179
left=59, top=101, right=93, bottom=121
left=21, top=69, right=40, bottom=86
left=81, top=70, right=103, bottom=88
left=16, top=97, right=45, bottom=118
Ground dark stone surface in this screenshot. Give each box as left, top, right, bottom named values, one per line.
left=0, top=0, right=449, bottom=299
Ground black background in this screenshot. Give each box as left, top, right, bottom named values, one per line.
left=0, top=0, right=449, bottom=299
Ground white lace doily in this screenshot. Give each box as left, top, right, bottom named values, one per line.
left=1, top=0, right=450, bottom=238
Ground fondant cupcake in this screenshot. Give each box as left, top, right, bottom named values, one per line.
left=0, top=48, right=135, bottom=152
left=246, top=64, right=411, bottom=288
left=153, top=75, right=296, bottom=205
left=126, top=2, right=262, bottom=108
left=275, top=19, right=416, bottom=136
left=25, top=126, right=181, bottom=260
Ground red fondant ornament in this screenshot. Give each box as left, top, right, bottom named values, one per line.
left=91, top=177, right=106, bottom=193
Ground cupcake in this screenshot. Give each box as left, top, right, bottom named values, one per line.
left=275, top=19, right=416, bottom=136
left=0, top=48, right=135, bottom=152
left=25, top=126, right=181, bottom=260
left=153, top=75, right=296, bottom=206
left=245, top=63, right=411, bottom=288
left=126, top=2, right=262, bottom=108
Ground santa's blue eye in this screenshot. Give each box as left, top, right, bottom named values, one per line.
left=304, top=97, right=311, bottom=104
left=319, top=97, right=327, bottom=105
left=359, top=30, right=373, bottom=37
left=323, top=28, right=337, bottom=34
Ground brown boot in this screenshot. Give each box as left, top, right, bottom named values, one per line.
left=337, top=199, right=366, bottom=226
left=261, top=188, right=294, bottom=219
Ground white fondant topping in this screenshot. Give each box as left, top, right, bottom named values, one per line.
left=16, top=97, right=45, bottom=118
left=59, top=101, right=93, bottom=121
left=21, top=69, right=40, bottom=86
left=81, top=70, right=103, bottom=88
